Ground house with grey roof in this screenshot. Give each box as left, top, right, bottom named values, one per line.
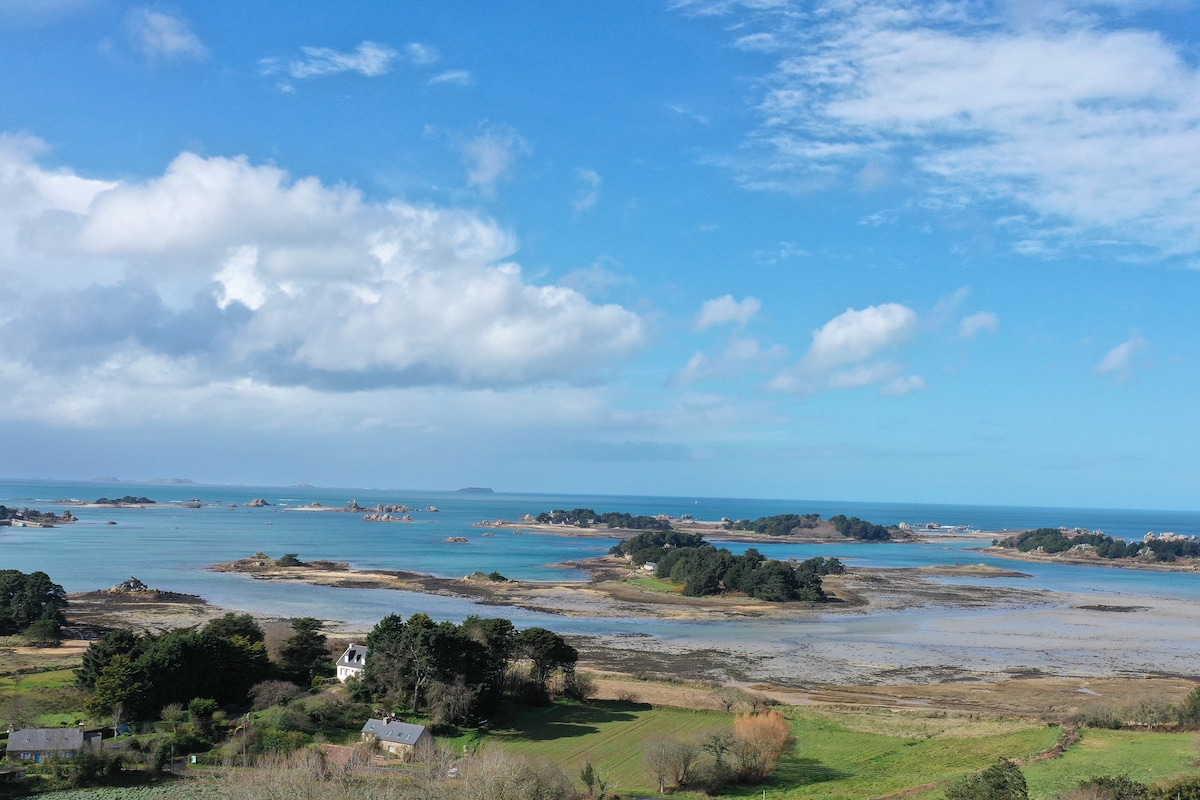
left=360, top=718, right=431, bottom=760
left=336, top=643, right=368, bottom=682
left=5, top=728, right=99, bottom=763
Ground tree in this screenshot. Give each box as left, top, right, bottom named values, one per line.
left=2, top=693, right=39, bottom=730
left=203, top=612, right=265, bottom=643
left=1178, top=686, right=1200, bottom=727
left=277, top=617, right=332, bottom=683
left=514, top=627, right=578, bottom=692
left=732, top=709, right=794, bottom=782
left=85, top=653, right=146, bottom=723
left=644, top=738, right=698, bottom=794
left=76, top=628, right=142, bottom=690
left=945, top=759, right=1029, bottom=800
left=0, top=570, right=67, bottom=636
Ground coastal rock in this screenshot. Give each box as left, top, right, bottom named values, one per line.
left=110, top=577, right=151, bottom=593
left=246, top=498, right=272, bottom=507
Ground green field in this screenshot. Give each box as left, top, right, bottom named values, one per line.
left=621, top=576, right=683, bottom=594
left=1023, top=728, right=1200, bottom=799
left=491, top=701, right=1064, bottom=798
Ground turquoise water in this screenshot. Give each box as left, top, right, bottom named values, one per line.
left=3, top=478, right=1200, bottom=634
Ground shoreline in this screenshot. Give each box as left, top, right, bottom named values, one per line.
left=979, top=545, right=1200, bottom=572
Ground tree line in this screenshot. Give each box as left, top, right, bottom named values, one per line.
left=611, top=531, right=843, bottom=601
left=535, top=508, right=670, bottom=529
left=728, top=513, right=821, bottom=535
left=356, top=613, right=579, bottom=726
left=75, top=609, right=580, bottom=735
left=996, top=528, right=1200, bottom=562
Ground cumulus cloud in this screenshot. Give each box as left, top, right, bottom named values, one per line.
left=463, top=125, right=530, bottom=193
left=1095, top=335, right=1148, bottom=381
left=695, top=0, right=1200, bottom=258
left=695, top=294, right=761, bottom=330
left=0, top=138, right=645, bottom=413
left=124, top=7, right=207, bottom=62
left=769, top=303, right=923, bottom=394
left=572, top=168, right=602, bottom=214
left=959, top=311, right=1000, bottom=339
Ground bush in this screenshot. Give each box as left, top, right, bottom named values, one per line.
left=945, top=759, right=1028, bottom=800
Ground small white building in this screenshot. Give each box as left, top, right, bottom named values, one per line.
left=336, top=643, right=368, bottom=682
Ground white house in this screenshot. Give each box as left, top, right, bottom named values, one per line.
left=336, top=643, right=368, bottom=682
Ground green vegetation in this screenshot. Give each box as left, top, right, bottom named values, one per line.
left=1023, top=729, right=1200, bottom=799
left=0, top=569, right=67, bottom=644
left=358, top=613, right=579, bottom=724
left=491, top=701, right=1061, bottom=798
left=996, top=528, right=1200, bottom=562
left=93, top=496, right=154, bottom=505
left=608, top=529, right=706, bottom=565
left=611, top=531, right=843, bottom=602
left=829, top=513, right=895, bottom=541
left=74, top=613, right=329, bottom=720
left=729, top=513, right=822, bottom=535
left=535, top=507, right=670, bottom=529
left=655, top=545, right=838, bottom=601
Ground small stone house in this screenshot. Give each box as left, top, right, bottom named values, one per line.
left=360, top=718, right=431, bottom=760
left=5, top=728, right=99, bottom=763
left=336, top=643, right=368, bottom=682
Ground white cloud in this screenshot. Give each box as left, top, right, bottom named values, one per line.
left=1095, top=335, right=1148, bottom=380
left=404, top=42, right=440, bottom=65
left=733, top=32, right=783, bottom=52
left=429, top=69, right=472, bottom=86
left=280, top=41, right=397, bottom=80
left=769, top=303, right=922, bottom=394
left=463, top=125, right=530, bottom=193
left=0, top=139, right=645, bottom=407
left=700, top=0, right=1200, bottom=257
left=959, top=311, right=1000, bottom=339
left=669, top=337, right=786, bottom=387
left=124, top=7, right=207, bottom=62
left=572, top=168, right=602, bottom=214
left=695, top=294, right=761, bottom=329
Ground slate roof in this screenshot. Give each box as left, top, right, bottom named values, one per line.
left=360, top=718, right=427, bottom=746
left=337, top=644, right=368, bottom=669
left=8, top=728, right=84, bottom=752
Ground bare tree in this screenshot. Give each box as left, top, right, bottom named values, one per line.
left=2, top=693, right=38, bottom=729
left=733, top=709, right=795, bottom=782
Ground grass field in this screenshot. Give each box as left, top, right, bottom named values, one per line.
left=1023, top=728, right=1200, bottom=799
left=621, top=576, right=683, bottom=594
left=491, top=700, right=1064, bottom=798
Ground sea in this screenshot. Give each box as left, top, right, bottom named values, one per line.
left=4, top=478, right=1200, bottom=642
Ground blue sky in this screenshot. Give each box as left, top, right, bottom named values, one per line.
left=1, top=0, right=1198, bottom=508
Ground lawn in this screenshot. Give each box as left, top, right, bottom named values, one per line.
left=621, top=576, right=683, bottom=594
left=1023, top=728, right=1200, bottom=799
left=492, top=700, right=729, bottom=792
left=491, top=701, right=1062, bottom=798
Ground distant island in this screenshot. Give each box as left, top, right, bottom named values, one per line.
left=146, top=477, right=196, bottom=485
left=456, top=486, right=495, bottom=493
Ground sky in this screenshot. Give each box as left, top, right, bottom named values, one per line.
left=1, top=0, right=1198, bottom=509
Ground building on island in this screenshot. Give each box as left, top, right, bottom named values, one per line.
left=336, top=643, right=368, bottom=682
